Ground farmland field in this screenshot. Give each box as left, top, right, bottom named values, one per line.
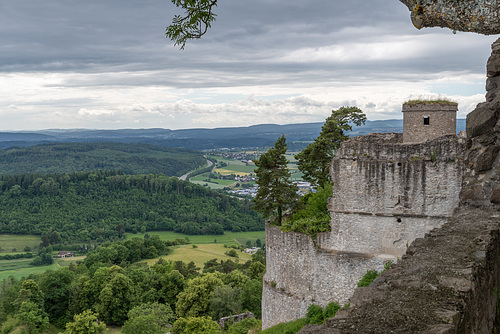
left=0, top=234, right=40, bottom=252
left=125, top=230, right=264, bottom=246
left=189, top=175, right=237, bottom=189
left=142, top=243, right=253, bottom=269
left=0, top=261, right=59, bottom=282
left=0, top=255, right=84, bottom=282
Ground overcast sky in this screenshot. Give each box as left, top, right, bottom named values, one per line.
left=0, top=0, right=497, bottom=131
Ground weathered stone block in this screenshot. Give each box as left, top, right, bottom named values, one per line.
left=486, top=77, right=500, bottom=102
left=487, top=52, right=500, bottom=77
left=466, top=103, right=498, bottom=138
left=474, top=145, right=500, bottom=172
left=460, top=184, right=487, bottom=204
left=490, top=187, right=500, bottom=203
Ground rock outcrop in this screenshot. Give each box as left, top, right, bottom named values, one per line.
left=461, top=37, right=500, bottom=207
left=399, top=0, right=500, bottom=34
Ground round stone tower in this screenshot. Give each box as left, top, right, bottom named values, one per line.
left=402, top=101, right=458, bottom=143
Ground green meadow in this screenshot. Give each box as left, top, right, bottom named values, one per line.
left=0, top=234, right=40, bottom=252
left=142, top=243, right=253, bottom=269
left=125, top=230, right=264, bottom=246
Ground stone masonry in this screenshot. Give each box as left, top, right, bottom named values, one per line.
left=402, top=102, right=457, bottom=143
left=297, top=36, right=500, bottom=334
left=262, top=129, right=464, bottom=329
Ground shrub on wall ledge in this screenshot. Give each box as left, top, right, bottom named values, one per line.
left=280, top=182, right=332, bottom=237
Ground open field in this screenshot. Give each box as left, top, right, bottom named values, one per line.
left=0, top=256, right=83, bottom=282
left=107, top=326, right=122, bottom=334
left=125, top=230, right=264, bottom=246
left=142, top=243, right=253, bottom=268
left=214, top=163, right=255, bottom=175
left=190, top=180, right=230, bottom=189
left=0, top=234, right=40, bottom=252
left=0, top=262, right=60, bottom=282
left=189, top=175, right=237, bottom=189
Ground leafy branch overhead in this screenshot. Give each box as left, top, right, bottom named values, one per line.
left=166, top=0, right=219, bottom=49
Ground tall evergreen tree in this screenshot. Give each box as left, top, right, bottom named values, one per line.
left=253, top=135, right=298, bottom=225
left=295, top=106, right=366, bottom=187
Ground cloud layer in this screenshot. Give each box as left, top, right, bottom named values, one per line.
left=0, top=0, right=496, bottom=130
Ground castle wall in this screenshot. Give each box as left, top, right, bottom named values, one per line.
left=262, top=224, right=385, bottom=329
left=296, top=33, right=500, bottom=334
left=328, top=133, right=464, bottom=257
left=262, top=132, right=465, bottom=329
left=402, top=103, right=457, bottom=143
left=299, top=207, right=500, bottom=334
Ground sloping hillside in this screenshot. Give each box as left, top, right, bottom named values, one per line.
left=0, top=142, right=206, bottom=176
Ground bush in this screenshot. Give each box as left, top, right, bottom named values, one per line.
left=227, top=317, right=261, bottom=334
left=282, top=182, right=332, bottom=236
left=225, top=249, right=238, bottom=258
left=323, top=301, right=340, bottom=319
left=357, top=269, right=380, bottom=287
left=172, top=316, right=221, bottom=334
left=260, top=318, right=308, bottom=334
left=306, top=303, right=324, bottom=325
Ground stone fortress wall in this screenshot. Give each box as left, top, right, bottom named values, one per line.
left=262, top=122, right=465, bottom=328
left=402, top=102, right=457, bottom=143
left=297, top=37, right=500, bottom=334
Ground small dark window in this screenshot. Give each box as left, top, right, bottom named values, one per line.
left=423, top=116, right=430, bottom=125
left=397, top=218, right=402, bottom=223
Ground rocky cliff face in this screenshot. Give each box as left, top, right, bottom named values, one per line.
left=399, top=0, right=500, bottom=34
left=461, top=37, right=500, bottom=207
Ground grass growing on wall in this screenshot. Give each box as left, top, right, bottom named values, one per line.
left=404, top=98, right=457, bottom=105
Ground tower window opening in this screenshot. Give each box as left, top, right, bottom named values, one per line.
left=423, top=116, right=430, bottom=125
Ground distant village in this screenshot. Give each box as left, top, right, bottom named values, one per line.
left=204, top=149, right=315, bottom=197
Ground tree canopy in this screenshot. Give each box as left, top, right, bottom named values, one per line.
left=0, top=171, right=263, bottom=243
left=295, top=106, right=366, bottom=187
left=0, top=238, right=266, bottom=333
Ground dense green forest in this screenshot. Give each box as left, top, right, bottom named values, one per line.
left=0, top=237, right=266, bottom=333
left=0, top=143, right=206, bottom=176
left=0, top=171, right=263, bottom=244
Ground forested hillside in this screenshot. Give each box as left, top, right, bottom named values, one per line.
left=0, top=171, right=263, bottom=244
left=0, top=142, right=206, bottom=176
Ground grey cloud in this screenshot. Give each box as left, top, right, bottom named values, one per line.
left=0, top=0, right=496, bottom=130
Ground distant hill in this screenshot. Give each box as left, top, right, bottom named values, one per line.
left=0, top=142, right=206, bottom=176
left=0, top=119, right=466, bottom=151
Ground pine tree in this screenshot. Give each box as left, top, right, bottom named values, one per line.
left=295, top=106, right=366, bottom=187
left=253, top=135, right=298, bottom=225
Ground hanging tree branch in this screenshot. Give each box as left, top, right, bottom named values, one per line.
left=166, top=0, right=219, bottom=49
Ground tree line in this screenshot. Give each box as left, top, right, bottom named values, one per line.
left=0, top=171, right=263, bottom=244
